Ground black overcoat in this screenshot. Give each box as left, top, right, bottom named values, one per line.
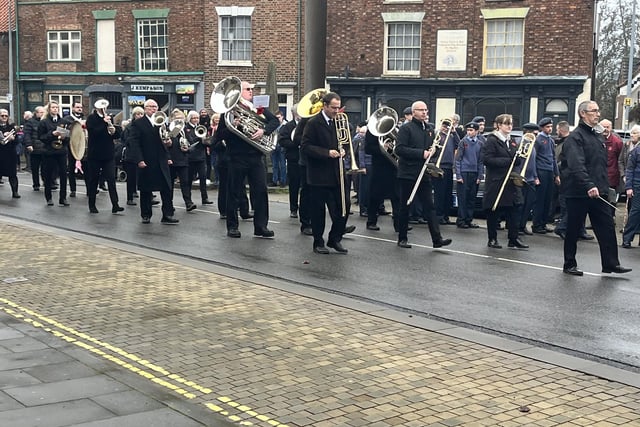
left=126, top=115, right=172, bottom=192
left=482, top=132, right=522, bottom=209
left=300, top=112, right=340, bottom=187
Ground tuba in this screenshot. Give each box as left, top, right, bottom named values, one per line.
left=210, top=76, right=276, bottom=154
left=297, top=88, right=328, bottom=118
left=368, top=106, right=399, bottom=167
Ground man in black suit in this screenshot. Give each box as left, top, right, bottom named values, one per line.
left=301, top=92, right=348, bottom=254
left=127, top=99, right=178, bottom=224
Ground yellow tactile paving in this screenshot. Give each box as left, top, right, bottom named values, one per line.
left=1, top=221, right=640, bottom=426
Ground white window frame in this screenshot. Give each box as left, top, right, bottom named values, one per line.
left=216, top=6, right=254, bottom=66
left=137, top=18, right=168, bottom=72
left=47, top=31, right=81, bottom=61
left=49, top=94, right=82, bottom=116
left=382, top=12, right=424, bottom=77
left=481, top=8, right=529, bottom=76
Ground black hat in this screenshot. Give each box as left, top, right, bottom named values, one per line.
left=538, top=117, right=553, bottom=127
left=465, top=122, right=479, bottom=130
left=522, top=122, right=539, bottom=131
left=472, top=115, right=485, bottom=123
left=403, top=107, right=412, bottom=115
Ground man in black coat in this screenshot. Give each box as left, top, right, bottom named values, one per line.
left=561, top=100, right=631, bottom=276
left=278, top=106, right=301, bottom=218
left=394, top=101, right=452, bottom=249
left=85, top=100, right=123, bottom=214
left=127, top=99, right=177, bottom=224
left=24, top=106, right=45, bottom=191
left=214, top=80, right=279, bottom=239
left=38, top=101, right=70, bottom=206
left=0, top=109, right=19, bottom=198
left=300, top=92, right=349, bottom=254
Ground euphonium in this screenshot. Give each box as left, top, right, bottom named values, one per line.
left=210, top=76, right=276, bottom=154
left=367, top=106, right=399, bottom=167
left=151, top=111, right=169, bottom=140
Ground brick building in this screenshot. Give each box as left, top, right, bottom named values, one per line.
left=326, top=0, right=596, bottom=129
left=0, top=0, right=16, bottom=116
left=5, top=0, right=595, bottom=127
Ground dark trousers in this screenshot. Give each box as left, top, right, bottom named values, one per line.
left=42, top=154, right=67, bottom=202
left=622, top=189, right=640, bottom=244
left=287, top=161, right=301, bottom=213
left=487, top=205, right=519, bottom=242
left=456, top=172, right=479, bottom=225
left=140, top=187, right=173, bottom=219
left=533, top=169, right=554, bottom=229
left=67, top=150, right=78, bottom=193
left=299, top=165, right=312, bottom=230
left=309, top=185, right=347, bottom=247
left=124, top=161, right=138, bottom=201
left=87, top=158, right=119, bottom=208
left=170, top=165, right=191, bottom=205
left=432, top=167, right=454, bottom=220
left=226, top=155, right=268, bottom=231
left=5, top=175, right=18, bottom=194
left=398, top=178, right=442, bottom=243
left=188, top=160, right=209, bottom=202
left=31, top=153, right=43, bottom=189
left=367, top=178, right=400, bottom=230
left=564, top=197, right=620, bottom=270
left=217, top=165, right=250, bottom=216
left=519, top=182, right=537, bottom=229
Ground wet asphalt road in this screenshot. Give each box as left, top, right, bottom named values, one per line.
left=1, top=174, right=639, bottom=370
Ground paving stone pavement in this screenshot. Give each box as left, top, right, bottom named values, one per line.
left=1, top=220, right=640, bottom=426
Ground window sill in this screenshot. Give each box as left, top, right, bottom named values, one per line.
left=217, top=61, right=253, bottom=67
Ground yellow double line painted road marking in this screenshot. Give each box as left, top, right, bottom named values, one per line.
left=0, top=298, right=289, bottom=427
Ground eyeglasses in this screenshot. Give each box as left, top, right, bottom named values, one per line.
left=244, top=88, right=254, bottom=92
left=0, top=115, right=7, bottom=117
left=584, top=109, right=600, bottom=113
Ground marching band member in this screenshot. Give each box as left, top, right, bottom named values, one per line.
left=278, top=105, right=301, bottom=218
left=185, top=110, right=213, bottom=206
left=301, top=92, right=349, bottom=254
left=24, top=106, right=45, bottom=191
left=85, top=100, right=123, bottom=214
left=37, top=101, right=70, bottom=207
left=214, top=80, right=278, bottom=238
left=394, top=101, right=452, bottom=250
left=121, top=107, right=145, bottom=205
left=167, top=110, right=193, bottom=212
left=293, top=117, right=313, bottom=235
left=481, top=114, right=528, bottom=249
left=0, top=109, right=20, bottom=198
left=127, top=99, right=178, bottom=225
left=432, top=119, right=458, bottom=225
left=64, top=102, right=85, bottom=197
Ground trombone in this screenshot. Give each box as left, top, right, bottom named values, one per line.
left=335, top=112, right=365, bottom=175
left=491, top=133, right=536, bottom=211
left=406, top=118, right=451, bottom=206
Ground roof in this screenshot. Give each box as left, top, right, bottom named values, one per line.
left=0, top=0, right=16, bottom=33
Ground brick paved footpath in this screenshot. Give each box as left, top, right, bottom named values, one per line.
left=0, top=219, right=639, bottom=427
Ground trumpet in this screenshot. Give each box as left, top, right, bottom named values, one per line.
left=492, top=133, right=534, bottom=211
left=1, top=128, right=16, bottom=145
left=367, top=106, right=399, bottom=167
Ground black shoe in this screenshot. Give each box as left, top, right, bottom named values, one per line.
left=240, top=213, right=254, bottom=219
left=555, top=230, right=566, bottom=240
left=488, top=239, right=502, bottom=249
left=99, top=185, right=108, bottom=191
left=439, top=219, right=455, bottom=225
left=343, top=225, right=356, bottom=234
left=378, top=210, right=391, bottom=216
left=141, top=216, right=151, bottom=224
left=433, top=238, right=452, bottom=248
left=59, top=199, right=70, bottom=206
left=359, top=212, right=368, bottom=217
left=602, top=265, right=632, bottom=274
left=532, top=228, right=547, bottom=234
left=220, top=214, right=227, bottom=220
left=301, top=227, right=313, bottom=236
left=366, top=224, right=380, bottom=231
left=46, top=199, right=53, bottom=206
left=622, top=242, right=632, bottom=248
left=496, top=224, right=504, bottom=230
left=127, top=200, right=137, bottom=206
left=186, top=202, right=197, bottom=212
left=313, top=245, right=330, bottom=254
left=254, top=228, right=275, bottom=238
left=112, top=205, right=124, bottom=214
left=397, top=239, right=412, bottom=248
left=33, top=186, right=40, bottom=191
left=290, top=210, right=298, bottom=218
left=69, top=191, right=76, bottom=198
left=458, top=223, right=470, bottom=229
left=467, top=223, right=480, bottom=229
left=563, top=266, right=583, bottom=276
left=327, top=241, right=348, bottom=253
left=151, top=200, right=160, bottom=206
left=12, top=193, right=20, bottom=199
left=520, top=227, right=533, bottom=235
left=227, top=228, right=241, bottom=238
left=508, top=239, right=529, bottom=249
left=579, top=233, right=595, bottom=241
left=51, top=185, right=58, bottom=190
left=202, top=199, right=213, bottom=205
left=161, top=216, right=179, bottom=224
left=89, top=206, right=99, bottom=214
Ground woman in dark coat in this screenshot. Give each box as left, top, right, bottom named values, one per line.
left=481, top=113, right=528, bottom=249
left=0, top=109, right=19, bottom=198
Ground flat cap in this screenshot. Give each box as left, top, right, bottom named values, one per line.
left=538, top=117, right=553, bottom=127
left=472, top=115, right=485, bottom=123
left=465, top=122, right=479, bottom=130
left=522, top=122, right=540, bottom=131
left=403, top=107, right=412, bottom=115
